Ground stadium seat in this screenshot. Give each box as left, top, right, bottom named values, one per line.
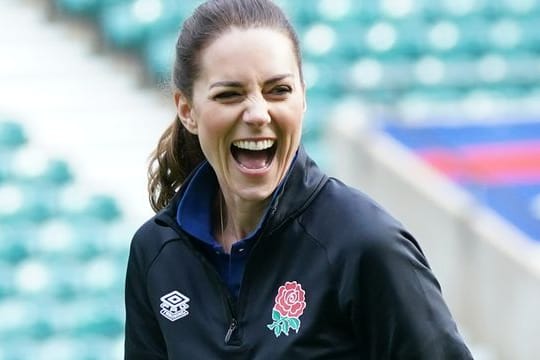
left=55, top=0, right=127, bottom=17
left=520, top=15, right=540, bottom=51
left=98, top=1, right=148, bottom=49
left=143, top=29, right=178, bottom=81
left=84, top=194, right=122, bottom=222
left=98, top=0, right=200, bottom=49
left=41, top=159, right=73, bottom=187
left=0, top=232, right=31, bottom=265
left=0, top=120, right=27, bottom=150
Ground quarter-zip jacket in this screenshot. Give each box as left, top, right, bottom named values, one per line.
left=124, top=147, right=473, bottom=359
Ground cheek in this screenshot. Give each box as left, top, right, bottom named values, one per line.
left=282, top=109, right=304, bottom=142
left=195, top=115, right=233, bottom=160
left=274, top=103, right=303, bottom=133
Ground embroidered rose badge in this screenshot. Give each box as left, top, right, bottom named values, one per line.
left=267, top=281, right=306, bottom=337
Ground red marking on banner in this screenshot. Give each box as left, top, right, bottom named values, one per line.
left=418, top=140, right=540, bottom=184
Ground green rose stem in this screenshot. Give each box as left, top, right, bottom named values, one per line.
left=267, top=309, right=301, bottom=337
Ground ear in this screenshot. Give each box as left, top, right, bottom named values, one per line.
left=174, top=91, right=198, bottom=134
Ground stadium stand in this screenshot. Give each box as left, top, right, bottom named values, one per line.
left=2, top=0, right=540, bottom=358
left=0, top=118, right=125, bottom=359
left=47, top=0, right=540, bottom=168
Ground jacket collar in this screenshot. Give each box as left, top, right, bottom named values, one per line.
left=263, top=145, right=328, bottom=232
left=154, top=145, right=328, bottom=234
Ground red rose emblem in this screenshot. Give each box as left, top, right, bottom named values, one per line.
left=274, top=281, right=306, bottom=318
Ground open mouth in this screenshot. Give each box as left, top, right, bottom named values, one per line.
left=231, top=139, right=277, bottom=170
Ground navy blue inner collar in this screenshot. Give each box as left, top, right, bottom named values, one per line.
left=176, top=154, right=296, bottom=250
left=177, top=162, right=218, bottom=246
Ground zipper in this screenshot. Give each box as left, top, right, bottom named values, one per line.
left=221, top=203, right=278, bottom=345
left=224, top=318, right=238, bottom=343
left=200, top=253, right=240, bottom=345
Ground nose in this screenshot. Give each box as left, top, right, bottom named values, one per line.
left=242, top=96, right=271, bottom=126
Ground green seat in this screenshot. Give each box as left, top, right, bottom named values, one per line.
left=0, top=121, right=26, bottom=150
left=349, top=0, right=382, bottom=23
left=50, top=266, right=84, bottom=301
left=454, top=17, right=491, bottom=55
left=55, top=0, right=101, bottom=16
left=278, top=1, right=318, bottom=26
left=143, top=29, right=178, bottom=82
left=84, top=194, right=122, bottom=222
left=41, top=159, right=73, bottom=187
left=98, top=2, right=147, bottom=49
left=55, top=0, right=127, bottom=17
left=99, top=0, right=200, bottom=50
left=0, top=121, right=26, bottom=184
left=383, top=19, right=431, bottom=58
left=0, top=234, right=30, bottom=265
left=521, top=16, right=540, bottom=51
left=331, top=22, right=369, bottom=59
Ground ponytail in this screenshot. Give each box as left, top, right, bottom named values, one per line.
left=147, top=115, right=205, bottom=212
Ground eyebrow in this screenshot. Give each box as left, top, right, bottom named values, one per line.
left=208, top=73, right=294, bottom=90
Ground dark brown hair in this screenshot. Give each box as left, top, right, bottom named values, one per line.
left=147, top=0, right=303, bottom=212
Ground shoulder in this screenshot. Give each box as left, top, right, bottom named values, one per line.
left=128, top=212, right=181, bottom=270
left=300, top=177, right=406, bottom=248
left=298, top=177, right=428, bottom=272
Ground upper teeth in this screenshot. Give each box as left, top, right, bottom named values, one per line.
left=233, top=139, right=275, bottom=151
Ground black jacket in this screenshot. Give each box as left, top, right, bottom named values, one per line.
left=124, top=147, right=473, bottom=359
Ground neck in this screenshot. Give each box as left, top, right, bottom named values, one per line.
left=215, top=192, right=269, bottom=254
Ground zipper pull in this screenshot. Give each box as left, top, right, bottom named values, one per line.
left=224, top=318, right=238, bottom=343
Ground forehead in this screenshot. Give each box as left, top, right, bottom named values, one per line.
left=196, top=27, right=300, bottom=83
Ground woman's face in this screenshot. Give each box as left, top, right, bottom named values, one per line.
left=176, top=27, right=305, bottom=205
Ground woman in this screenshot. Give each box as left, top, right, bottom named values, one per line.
left=124, top=0, right=473, bottom=358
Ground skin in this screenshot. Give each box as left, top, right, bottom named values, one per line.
left=175, top=27, right=306, bottom=253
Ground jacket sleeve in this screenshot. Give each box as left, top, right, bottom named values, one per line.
left=350, top=228, right=474, bottom=359
left=124, top=234, right=168, bottom=359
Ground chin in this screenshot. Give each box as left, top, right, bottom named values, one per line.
left=235, top=184, right=276, bottom=203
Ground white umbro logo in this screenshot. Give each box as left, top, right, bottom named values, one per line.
left=159, top=290, right=190, bottom=322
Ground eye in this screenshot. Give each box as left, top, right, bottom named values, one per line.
left=213, top=91, right=241, bottom=101
left=266, top=85, right=292, bottom=100
left=270, top=85, right=292, bottom=95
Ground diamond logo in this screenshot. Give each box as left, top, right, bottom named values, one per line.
left=159, top=290, right=190, bottom=322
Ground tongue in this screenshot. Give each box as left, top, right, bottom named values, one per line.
left=236, top=149, right=268, bottom=169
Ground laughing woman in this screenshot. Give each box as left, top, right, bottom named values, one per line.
left=124, top=0, right=473, bottom=359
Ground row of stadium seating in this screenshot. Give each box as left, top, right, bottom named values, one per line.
left=55, top=3, right=540, bottom=65
left=50, top=0, right=540, bottom=109
left=305, top=55, right=540, bottom=93
left=0, top=118, right=126, bottom=359
left=55, top=0, right=540, bottom=22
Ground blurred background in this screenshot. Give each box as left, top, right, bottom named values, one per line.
left=1, top=0, right=539, bottom=358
